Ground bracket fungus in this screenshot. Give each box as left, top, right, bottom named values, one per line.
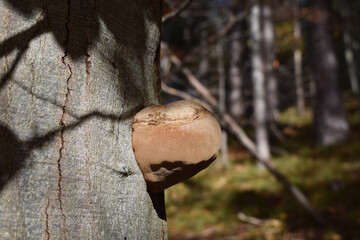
left=132, top=100, right=221, bottom=192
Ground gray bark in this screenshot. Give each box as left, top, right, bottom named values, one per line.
left=249, top=3, right=270, bottom=163
left=308, top=0, right=349, bottom=146
left=0, top=0, right=166, bottom=239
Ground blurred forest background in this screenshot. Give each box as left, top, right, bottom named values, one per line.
left=159, top=0, right=360, bottom=239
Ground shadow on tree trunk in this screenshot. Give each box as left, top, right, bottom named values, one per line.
left=0, top=107, right=142, bottom=192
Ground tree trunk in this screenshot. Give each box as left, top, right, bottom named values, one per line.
left=308, top=0, right=349, bottom=146
left=343, top=30, right=359, bottom=95
left=341, top=4, right=360, bottom=113
left=217, top=40, right=229, bottom=167
left=228, top=24, right=243, bottom=120
left=0, top=0, right=166, bottom=239
left=249, top=3, right=271, bottom=163
left=342, top=4, right=359, bottom=96
left=262, top=4, right=279, bottom=122
left=293, top=0, right=305, bottom=116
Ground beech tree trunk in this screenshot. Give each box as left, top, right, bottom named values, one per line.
left=0, top=0, right=166, bottom=239
left=308, top=0, right=349, bottom=146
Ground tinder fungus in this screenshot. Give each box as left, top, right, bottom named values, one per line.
left=132, top=100, right=221, bottom=192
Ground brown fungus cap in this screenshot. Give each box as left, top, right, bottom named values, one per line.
left=132, top=100, right=221, bottom=192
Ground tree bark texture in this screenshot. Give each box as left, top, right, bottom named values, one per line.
left=308, top=0, right=349, bottom=146
left=0, top=0, right=166, bottom=239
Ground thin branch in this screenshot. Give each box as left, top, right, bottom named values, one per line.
left=161, top=7, right=249, bottom=79
left=237, top=212, right=265, bottom=226
left=162, top=0, right=194, bottom=24
left=161, top=82, right=212, bottom=110
left=208, top=6, right=236, bottom=44
left=184, top=5, right=250, bottom=62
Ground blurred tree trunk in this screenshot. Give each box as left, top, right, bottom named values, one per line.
left=341, top=3, right=360, bottom=113
left=293, top=0, right=305, bottom=116
left=0, top=0, right=166, bottom=239
left=343, top=30, right=359, bottom=95
left=308, top=0, right=349, bottom=146
left=249, top=3, right=271, bottom=163
left=217, top=40, right=229, bottom=167
left=342, top=5, right=359, bottom=96
left=228, top=24, right=243, bottom=120
left=196, top=29, right=209, bottom=81
left=262, top=4, right=279, bottom=122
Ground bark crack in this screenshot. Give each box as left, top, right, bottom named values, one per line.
left=85, top=55, right=91, bottom=91
left=29, top=58, right=36, bottom=115
left=121, top=75, right=128, bottom=117
left=45, top=197, right=51, bottom=240
left=57, top=0, right=72, bottom=236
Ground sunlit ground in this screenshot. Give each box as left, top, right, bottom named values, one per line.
left=165, top=93, right=360, bottom=240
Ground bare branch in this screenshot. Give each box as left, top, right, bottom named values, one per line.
left=162, top=0, right=194, bottom=24
left=161, top=82, right=212, bottom=110
left=162, top=7, right=249, bottom=79
left=237, top=212, right=265, bottom=226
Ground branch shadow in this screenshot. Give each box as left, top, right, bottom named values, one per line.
left=0, top=18, right=48, bottom=89
left=1, top=0, right=161, bottom=91
left=0, top=107, right=140, bottom=192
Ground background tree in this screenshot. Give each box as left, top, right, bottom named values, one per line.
left=307, top=0, right=349, bottom=146
left=228, top=19, right=244, bottom=120
left=341, top=0, right=360, bottom=112
left=292, top=0, right=305, bottom=116
left=249, top=2, right=271, bottom=164
left=0, top=0, right=166, bottom=238
left=262, top=3, right=279, bottom=123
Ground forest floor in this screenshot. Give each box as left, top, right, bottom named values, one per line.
left=165, top=94, right=360, bottom=240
